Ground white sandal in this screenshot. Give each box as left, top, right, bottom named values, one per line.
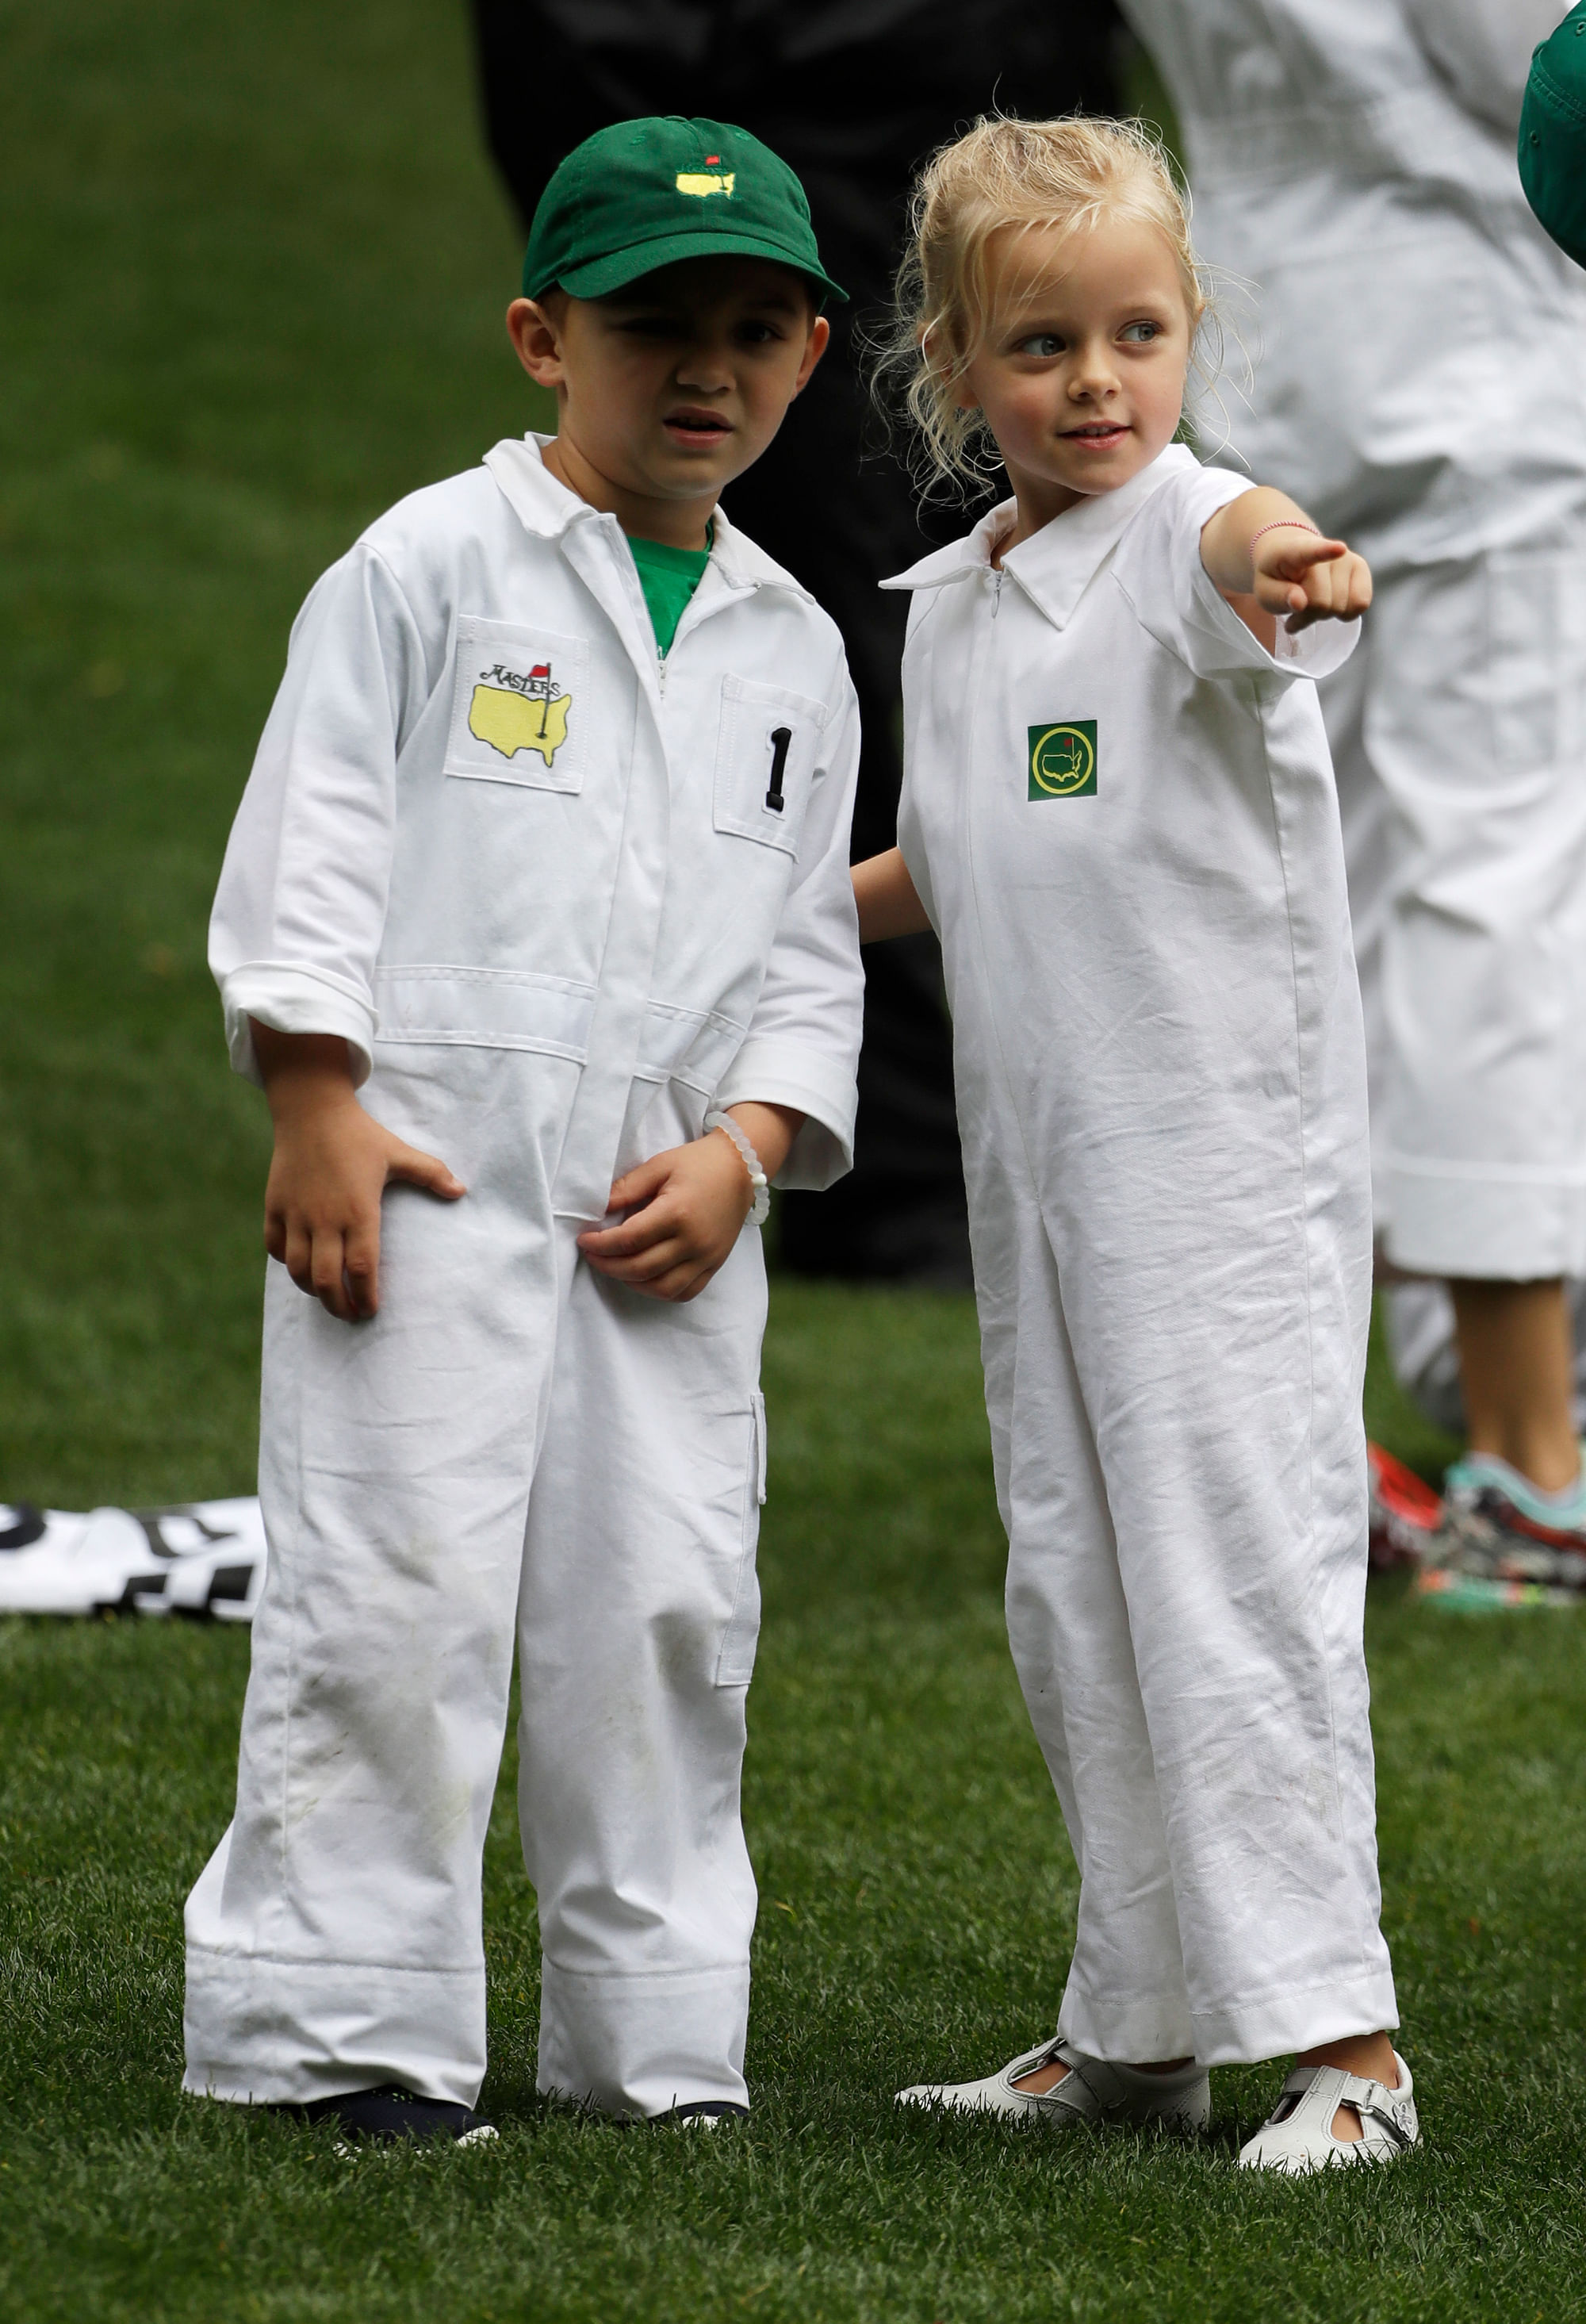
left=897, top=2034, right=1209, bottom=2131
left=1238, top=2050, right=1419, bottom=2174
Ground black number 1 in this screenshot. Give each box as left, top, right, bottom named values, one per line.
left=766, top=726, right=792, bottom=813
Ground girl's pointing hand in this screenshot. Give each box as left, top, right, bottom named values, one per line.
left=1255, top=530, right=1373, bottom=632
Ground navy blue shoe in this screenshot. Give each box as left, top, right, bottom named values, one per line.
left=293, top=2084, right=497, bottom=2147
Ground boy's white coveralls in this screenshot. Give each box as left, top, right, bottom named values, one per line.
left=1124, top=0, right=1586, bottom=1281
left=888, top=444, right=1398, bottom=2064
left=185, top=436, right=863, bottom=2119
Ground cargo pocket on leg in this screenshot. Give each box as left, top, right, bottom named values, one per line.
left=714, top=1392, right=766, bottom=1687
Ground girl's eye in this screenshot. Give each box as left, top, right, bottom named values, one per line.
left=1119, top=321, right=1162, bottom=344
left=1017, top=332, right=1065, bottom=358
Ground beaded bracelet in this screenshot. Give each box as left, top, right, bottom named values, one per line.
left=704, top=1109, right=771, bottom=1226
left=1248, top=519, right=1323, bottom=548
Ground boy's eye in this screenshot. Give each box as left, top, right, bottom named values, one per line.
left=1119, top=320, right=1163, bottom=344
left=1016, top=332, right=1066, bottom=358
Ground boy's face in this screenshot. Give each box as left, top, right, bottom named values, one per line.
left=508, top=259, right=828, bottom=532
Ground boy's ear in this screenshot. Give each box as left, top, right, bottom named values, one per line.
left=793, top=312, right=830, bottom=397
left=507, top=296, right=567, bottom=389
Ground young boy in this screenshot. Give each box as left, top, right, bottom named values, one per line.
left=183, top=117, right=864, bottom=2144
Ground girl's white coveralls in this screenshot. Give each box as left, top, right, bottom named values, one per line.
left=888, top=444, right=1398, bottom=2064
left=1124, top=0, right=1586, bottom=1280
left=185, top=436, right=863, bottom=2119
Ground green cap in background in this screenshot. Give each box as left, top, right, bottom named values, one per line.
left=522, top=116, right=846, bottom=305
left=1519, top=8, right=1586, bottom=269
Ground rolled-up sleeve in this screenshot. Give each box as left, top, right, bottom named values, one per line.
left=209, top=545, right=428, bottom=1086
left=713, top=674, right=864, bottom=1190
left=1127, top=467, right=1362, bottom=689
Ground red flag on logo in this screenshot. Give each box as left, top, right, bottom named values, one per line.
left=530, top=664, right=550, bottom=677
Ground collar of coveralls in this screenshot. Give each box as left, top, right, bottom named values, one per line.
left=482, top=432, right=819, bottom=608
left=880, top=439, right=1201, bottom=632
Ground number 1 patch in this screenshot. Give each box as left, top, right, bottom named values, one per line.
left=1028, top=721, right=1098, bottom=800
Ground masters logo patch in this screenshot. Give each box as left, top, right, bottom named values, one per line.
left=468, top=659, right=571, bottom=766
left=1028, top=720, right=1098, bottom=800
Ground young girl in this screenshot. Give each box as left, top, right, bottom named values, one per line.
left=856, top=117, right=1419, bottom=2173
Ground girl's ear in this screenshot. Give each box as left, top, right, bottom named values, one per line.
left=922, top=324, right=978, bottom=412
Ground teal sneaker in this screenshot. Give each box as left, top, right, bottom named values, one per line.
left=1419, top=1452, right=1586, bottom=1604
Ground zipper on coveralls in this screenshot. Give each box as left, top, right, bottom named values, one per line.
left=991, top=569, right=1004, bottom=618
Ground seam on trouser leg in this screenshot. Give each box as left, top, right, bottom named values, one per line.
left=1385, top=1153, right=1586, bottom=1278
left=182, top=1946, right=486, bottom=2108
left=1189, top=1965, right=1401, bottom=2069
left=537, top=1956, right=750, bottom=2118
left=1061, top=1959, right=1400, bottom=2072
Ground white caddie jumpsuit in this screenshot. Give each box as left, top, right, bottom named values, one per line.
left=1124, top=0, right=1586, bottom=1281
left=184, top=435, right=864, bottom=2119
left=889, top=444, right=1398, bottom=2065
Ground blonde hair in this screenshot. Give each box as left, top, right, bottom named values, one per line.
left=876, top=114, right=1224, bottom=500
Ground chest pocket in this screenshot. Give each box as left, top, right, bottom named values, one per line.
left=444, top=616, right=590, bottom=796
left=712, top=675, right=828, bottom=857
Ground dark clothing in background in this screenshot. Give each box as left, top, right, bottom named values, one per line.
left=470, top=2, right=1121, bottom=1279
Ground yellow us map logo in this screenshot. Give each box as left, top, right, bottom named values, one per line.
left=469, top=658, right=571, bottom=766
left=1028, top=719, right=1098, bottom=800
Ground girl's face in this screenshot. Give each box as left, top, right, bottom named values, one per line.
left=956, top=213, right=1196, bottom=531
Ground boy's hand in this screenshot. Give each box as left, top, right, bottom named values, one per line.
left=253, top=1025, right=465, bottom=1323
left=578, top=1102, right=803, bottom=1302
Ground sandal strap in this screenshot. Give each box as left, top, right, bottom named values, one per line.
left=1274, top=2063, right=1416, bottom=2150
left=1349, top=2079, right=1416, bottom=2151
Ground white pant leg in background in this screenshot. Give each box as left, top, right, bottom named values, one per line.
left=1324, top=641, right=1397, bottom=1222
left=1331, top=549, right=1586, bottom=1278
left=517, top=1235, right=768, bottom=2119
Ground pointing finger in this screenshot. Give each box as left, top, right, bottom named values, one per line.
left=1280, top=537, right=1346, bottom=571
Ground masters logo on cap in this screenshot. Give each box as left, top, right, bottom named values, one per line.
left=522, top=117, right=845, bottom=305
left=676, top=155, right=735, bottom=198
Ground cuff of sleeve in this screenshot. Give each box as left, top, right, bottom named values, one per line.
left=1186, top=552, right=1362, bottom=682
left=713, top=1039, right=857, bottom=1192
left=220, top=963, right=377, bottom=1087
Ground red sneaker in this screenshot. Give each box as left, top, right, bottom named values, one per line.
left=1367, top=1442, right=1443, bottom=1571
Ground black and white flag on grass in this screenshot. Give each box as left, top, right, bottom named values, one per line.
left=0, top=1498, right=266, bottom=1620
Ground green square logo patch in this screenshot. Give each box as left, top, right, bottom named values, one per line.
left=1028, top=720, right=1098, bottom=800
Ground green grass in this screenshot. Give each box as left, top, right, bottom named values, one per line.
left=5, top=2, right=1586, bottom=2318
left=7, top=1291, right=1586, bottom=2322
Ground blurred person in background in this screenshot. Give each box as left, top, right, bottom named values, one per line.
left=1123, top=0, right=1586, bottom=1593
left=469, top=0, right=1121, bottom=1283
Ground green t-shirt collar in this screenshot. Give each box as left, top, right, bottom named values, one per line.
left=627, top=526, right=713, bottom=658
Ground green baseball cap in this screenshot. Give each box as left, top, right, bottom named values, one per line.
left=1519, top=8, right=1586, bottom=269
left=522, top=116, right=846, bottom=305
